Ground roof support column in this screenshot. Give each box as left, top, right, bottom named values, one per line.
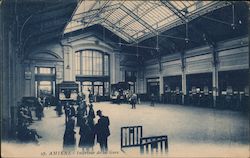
left=159, top=72, right=164, bottom=103
left=62, top=45, right=74, bottom=81
left=158, top=56, right=164, bottom=102
left=212, top=45, right=219, bottom=108
left=181, top=52, right=186, bottom=105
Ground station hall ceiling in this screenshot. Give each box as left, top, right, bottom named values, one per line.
left=65, top=1, right=234, bottom=43
left=5, top=0, right=248, bottom=59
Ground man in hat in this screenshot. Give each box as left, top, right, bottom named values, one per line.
left=95, top=110, right=110, bottom=153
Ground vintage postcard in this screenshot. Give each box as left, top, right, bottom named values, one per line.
left=1, top=0, right=249, bottom=158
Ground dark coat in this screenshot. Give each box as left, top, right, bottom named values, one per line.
left=78, top=123, right=94, bottom=148
left=69, top=106, right=76, bottom=117
left=63, top=118, right=76, bottom=148
left=63, top=129, right=76, bottom=148
left=76, top=107, right=86, bottom=126
left=35, top=102, right=44, bottom=119
left=95, top=116, right=110, bottom=143
left=87, top=108, right=95, bottom=128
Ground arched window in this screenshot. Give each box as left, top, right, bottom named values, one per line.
left=75, top=50, right=109, bottom=76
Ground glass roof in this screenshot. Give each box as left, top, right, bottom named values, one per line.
left=64, top=1, right=229, bottom=43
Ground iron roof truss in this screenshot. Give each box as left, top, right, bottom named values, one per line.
left=64, top=1, right=233, bottom=43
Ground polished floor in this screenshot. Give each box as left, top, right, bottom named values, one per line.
left=2, top=102, right=250, bottom=157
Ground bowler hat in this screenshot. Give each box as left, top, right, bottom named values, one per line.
left=96, top=110, right=102, bottom=115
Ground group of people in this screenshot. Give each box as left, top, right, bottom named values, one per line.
left=16, top=99, right=43, bottom=144
left=113, top=89, right=139, bottom=109
left=63, top=99, right=110, bottom=153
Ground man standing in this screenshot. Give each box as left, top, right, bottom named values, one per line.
left=150, top=93, right=155, bottom=106
left=131, top=93, right=137, bottom=109
left=95, top=110, right=110, bottom=153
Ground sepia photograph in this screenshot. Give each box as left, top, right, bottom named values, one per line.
left=0, top=0, right=249, bottom=157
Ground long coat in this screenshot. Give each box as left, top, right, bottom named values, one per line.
left=78, top=123, right=93, bottom=148
left=63, top=129, right=76, bottom=148
left=95, top=116, right=110, bottom=143
left=76, top=107, right=87, bottom=127
left=87, top=108, right=95, bottom=128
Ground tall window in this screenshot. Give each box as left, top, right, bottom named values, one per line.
left=75, top=50, right=109, bottom=76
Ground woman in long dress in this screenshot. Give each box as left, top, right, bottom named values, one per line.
left=78, top=118, right=92, bottom=151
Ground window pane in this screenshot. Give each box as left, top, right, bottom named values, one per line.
left=77, top=50, right=109, bottom=76
left=75, top=52, right=80, bottom=75
left=82, top=50, right=93, bottom=75
left=82, top=81, right=92, bottom=95
left=94, top=81, right=103, bottom=85
left=92, top=51, right=103, bottom=75
left=39, top=67, right=51, bottom=74
left=104, top=82, right=109, bottom=96
left=104, top=55, right=109, bottom=76
left=99, top=86, right=103, bottom=96
left=82, top=81, right=92, bottom=85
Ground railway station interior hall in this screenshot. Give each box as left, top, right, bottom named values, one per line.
left=1, top=0, right=249, bottom=157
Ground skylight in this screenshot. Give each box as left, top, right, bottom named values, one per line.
left=64, top=1, right=231, bottom=43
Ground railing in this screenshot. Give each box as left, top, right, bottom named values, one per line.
left=140, top=135, right=168, bottom=154
left=121, top=126, right=143, bottom=148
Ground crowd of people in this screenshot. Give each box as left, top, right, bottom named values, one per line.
left=62, top=96, right=110, bottom=153
left=16, top=98, right=44, bottom=144
left=16, top=89, right=157, bottom=153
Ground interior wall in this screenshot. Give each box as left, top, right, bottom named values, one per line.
left=24, top=42, right=64, bottom=97
left=1, top=2, right=25, bottom=139
left=139, top=37, right=249, bottom=96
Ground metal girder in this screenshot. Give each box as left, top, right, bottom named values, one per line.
left=117, top=2, right=155, bottom=34
left=64, top=18, right=103, bottom=33
left=102, top=1, right=125, bottom=21
left=160, top=0, right=186, bottom=22
left=113, top=1, right=146, bottom=27
left=102, top=25, right=131, bottom=43
left=201, top=15, right=233, bottom=26
left=84, top=0, right=110, bottom=28
left=72, top=3, right=120, bottom=21
left=136, top=1, right=231, bottom=43
left=186, top=1, right=232, bottom=22
left=103, top=19, right=137, bottom=43
left=119, top=4, right=158, bottom=35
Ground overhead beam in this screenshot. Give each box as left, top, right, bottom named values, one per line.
left=113, top=1, right=146, bottom=26
left=160, top=0, right=186, bottom=22
left=72, top=3, right=120, bottom=21
left=119, top=4, right=158, bottom=35
left=136, top=1, right=231, bottom=43
left=84, top=0, right=110, bottom=28
left=64, top=18, right=103, bottom=33
left=101, top=1, right=125, bottom=21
